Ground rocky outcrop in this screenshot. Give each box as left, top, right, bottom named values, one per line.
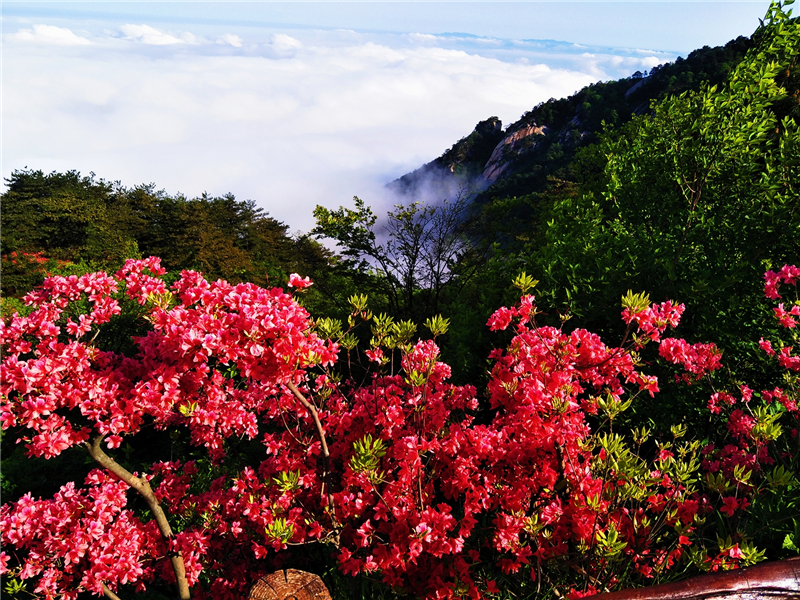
left=481, top=123, right=547, bottom=183
left=387, top=117, right=504, bottom=199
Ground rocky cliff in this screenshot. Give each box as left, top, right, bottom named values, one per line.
left=387, top=117, right=504, bottom=200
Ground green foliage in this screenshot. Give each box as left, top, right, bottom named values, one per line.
left=499, top=4, right=800, bottom=431
left=424, top=314, right=450, bottom=338
left=0, top=170, right=363, bottom=325
left=274, top=470, right=302, bottom=493
left=0, top=169, right=139, bottom=263
left=621, top=290, right=651, bottom=314
left=2, top=6, right=798, bottom=596
left=512, top=272, right=538, bottom=295
left=265, top=517, right=295, bottom=544
left=350, top=434, right=388, bottom=484
left=466, top=35, right=755, bottom=214
left=0, top=170, right=140, bottom=296
left=313, top=197, right=379, bottom=271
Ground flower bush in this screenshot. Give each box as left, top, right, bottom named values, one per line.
left=1, top=259, right=797, bottom=599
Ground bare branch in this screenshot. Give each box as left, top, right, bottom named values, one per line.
left=85, top=435, right=191, bottom=600
left=102, top=582, right=123, bottom=600
left=285, top=380, right=336, bottom=522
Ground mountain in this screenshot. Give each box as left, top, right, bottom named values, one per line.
left=389, top=35, right=754, bottom=205
left=387, top=116, right=505, bottom=200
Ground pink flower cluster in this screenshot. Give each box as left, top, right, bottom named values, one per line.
left=622, top=300, right=685, bottom=345
left=756, top=264, right=800, bottom=374
left=659, top=339, right=722, bottom=381
left=1, top=262, right=798, bottom=599
left=764, top=264, right=800, bottom=299
left=695, top=265, right=799, bottom=544
left=1, top=259, right=337, bottom=462
left=761, top=265, right=800, bottom=371
left=0, top=470, right=161, bottom=599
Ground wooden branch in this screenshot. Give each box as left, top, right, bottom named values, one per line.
left=85, top=435, right=191, bottom=600
left=102, top=582, right=123, bottom=600
left=286, top=381, right=330, bottom=460
left=285, top=380, right=336, bottom=518
left=593, top=557, right=800, bottom=600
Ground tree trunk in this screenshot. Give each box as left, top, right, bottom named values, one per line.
left=249, top=569, right=331, bottom=600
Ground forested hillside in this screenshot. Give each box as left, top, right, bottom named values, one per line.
left=0, top=171, right=370, bottom=320
left=1, top=3, right=799, bottom=600
left=390, top=34, right=755, bottom=208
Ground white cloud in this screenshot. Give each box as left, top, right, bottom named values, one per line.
left=179, top=31, right=200, bottom=45
left=217, top=33, right=243, bottom=48
left=577, top=51, right=667, bottom=78
left=640, top=56, right=663, bottom=69
left=12, top=24, right=91, bottom=46
left=408, top=33, right=439, bottom=44
left=120, top=24, right=188, bottom=46
left=272, top=34, right=302, bottom=49
left=264, top=33, right=302, bottom=58
left=4, top=25, right=668, bottom=231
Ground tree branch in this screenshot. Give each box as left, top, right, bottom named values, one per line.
left=85, top=435, right=191, bottom=600
left=285, top=380, right=336, bottom=520
left=102, top=582, right=123, bottom=600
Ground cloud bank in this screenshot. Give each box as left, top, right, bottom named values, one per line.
left=11, top=24, right=92, bottom=45
left=4, top=21, right=675, bottom=231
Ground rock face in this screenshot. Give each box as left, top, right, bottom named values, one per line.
left=387, top=114, right=553, bottom=202
left=481, top=123, right=548, bottom=184
left=387, top=117, right=504, bottom=200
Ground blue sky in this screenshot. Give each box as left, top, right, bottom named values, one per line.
left=2, top=1, right=772, bottom=231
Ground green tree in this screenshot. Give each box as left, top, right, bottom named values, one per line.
left=312, top=194, right=481, bottom=321
left=1, top=169, right=140, bottom=262
left=1, top=170, right=141, bottom=297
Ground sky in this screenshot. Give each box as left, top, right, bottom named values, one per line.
left=2, top=1, right=773, bottom=232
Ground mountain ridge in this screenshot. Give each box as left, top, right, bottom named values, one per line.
left=389, top=34, right=754, bottom=205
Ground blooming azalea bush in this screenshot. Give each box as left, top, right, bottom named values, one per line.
left=1, top=259, right=798, bottom=600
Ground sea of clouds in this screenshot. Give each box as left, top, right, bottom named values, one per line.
left=4, top=19, right=674, bottom=231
